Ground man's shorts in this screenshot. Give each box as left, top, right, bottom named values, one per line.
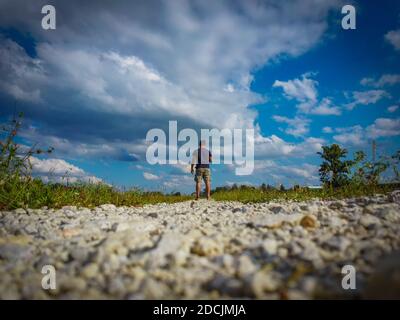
left=194, top=168, right=211, bottom=183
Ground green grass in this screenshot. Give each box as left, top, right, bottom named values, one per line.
left=1, top=175, right=398, bottom=210
left=0, top=177, right=192, bottom=210
left=211, top=183, right=399, bottom=203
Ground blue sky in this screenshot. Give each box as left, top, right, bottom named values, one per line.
left=0, top=0, right=399, bottom=193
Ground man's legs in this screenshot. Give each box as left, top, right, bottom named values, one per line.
left=205, top=179, right=211, bottom=200
left=195, top=181, right=201, bottom=200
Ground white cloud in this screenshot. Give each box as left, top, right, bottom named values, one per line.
left=366, top=118, right=400, bottom=138
left=346, top=90, right=389, bottom=110
left=388, top=105, right=399, bottom=113
left=143, top=172, right=160, bottom=180
left=162, top=175, right=193, bottom=189
left=385, top=29, right=400, bottom=51
left=273, top=75, right=318, bottom=103
left=0, top=38, right=45, bottom=103
left=273, top=74, right=341, bottom=115
left=253, top=160, right=319, bottom=184
left=254, top=133, right=325, bottom=158
left=322, top=126, right=333, bottom=133
left=331, top=118, right=400, bottom=146
left=0, top=0, right=343, bottom=162
left=272, top=115, right=310, bottom=137
left=333, top=125, right=365, bottom=146
left=19, top=126, right=143, bottom=162
left=310, top=98, right=341, bottom=115
left=30, top=157, right=103, bottom=184
left=361, top=74, right=400, bottom=88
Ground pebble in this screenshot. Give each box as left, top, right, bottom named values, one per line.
left=0, top=192, right=399, bottom=299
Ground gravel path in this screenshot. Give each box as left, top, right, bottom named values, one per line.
left=1, top=191, right=400, bottom=299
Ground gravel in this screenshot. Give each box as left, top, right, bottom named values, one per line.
left=1, top=190, right=400, bottom=299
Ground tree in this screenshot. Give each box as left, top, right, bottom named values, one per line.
left=0, top=112, right=53, bottom=181
left=317, top=144, right=354, bottom=188
left=352, top=150, right=389, bottom=185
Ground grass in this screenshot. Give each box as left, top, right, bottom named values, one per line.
left=211, top=183, right=400, bottom=203
left=1, top=175, right=399, bottom=210
left=0, top=177, right=192, bottom=210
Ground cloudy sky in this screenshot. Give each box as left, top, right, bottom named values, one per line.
left=0, top=0, right=399, bottom=192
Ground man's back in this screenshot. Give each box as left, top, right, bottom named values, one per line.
left=192, top=147, right=211, bottom=169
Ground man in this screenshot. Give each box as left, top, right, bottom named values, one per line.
left=191, top=140, right=212, bottom=200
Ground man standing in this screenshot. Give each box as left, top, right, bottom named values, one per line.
left=191, top=140, right=212, bottom=200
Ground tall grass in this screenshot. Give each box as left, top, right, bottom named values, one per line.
left=0, top=178, right=191, bottom=210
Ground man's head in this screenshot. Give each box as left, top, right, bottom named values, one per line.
left=199, top=139, right=206, bottom=148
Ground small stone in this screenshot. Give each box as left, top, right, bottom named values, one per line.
left=245, top=270, right=281, bottom=298
left=99, top=204, right=117, bottom=211
left=111, top=222, right=130, bottom=232
left=148, top=212, right=158, bottom=218
left=191, top=236, right=223, bottom=256
left=24, top=224, right=38, bottom=235
left=360, top=214, right=381, bottom=228
left=324, top=236, right=351, bottom=251
left=277, top=247, right=288, bottom=258
left=207, top=275, right=243, bottom=297
left=300, top=215, right=318, bottom=229
left=250, top=213, right=304, bottom=229
left=14, top=208, right=27, bottom=214
left=261, top=239, right=278, bottom=255
left=62, top=228, right=81, bottom=238
left=81, top=263, right=99, bottom=278
left=70, top=247, right=91, bottom=263
left=388, top=190, right=400, bottom=204
left=236, top=255, right=257, bottom=278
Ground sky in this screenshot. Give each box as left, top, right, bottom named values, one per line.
left=0, top=0, right=399, bottom=193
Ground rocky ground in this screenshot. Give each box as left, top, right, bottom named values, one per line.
left=1, top=191, right=400, bottom=299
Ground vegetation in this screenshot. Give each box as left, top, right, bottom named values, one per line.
left=211, top=182, right=399, bottom=203
left=317, top=143, right=399, bottom=188
left=0, top=115, right=399, bottom=210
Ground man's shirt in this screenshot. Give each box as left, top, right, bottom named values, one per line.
left=191, top=148, right=212, bottom=169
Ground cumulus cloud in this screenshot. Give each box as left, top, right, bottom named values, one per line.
left=366, top=118, right=400, bottom=138
left=361, top=74, right=400, bottom=88
left=162, top=175, right=193, bottom=189
left=0, top=0, right=342, bottom=165
left=272, top=115, right=310, bottom=137
left=385, top=29, right=400, bottom=51
left=273, top=74, right=341, bottom=115
left=253, top=160, right=319, bottom=185
left=388, top=105, right=399, bottom=113
left=331, top=118, right=400, bottom=146
left=273, top=75, right=318, bottom=103
left=143, top=172, right=160, bottom=180
left=254, top=134, right=325, bottom=159
left=333, top=125, right=365, bottom=146
left=30, top=157, right=103, bottom=184
left=0, top=37, right=45, bottom=103
left=346, top=90, right=389, bottom=110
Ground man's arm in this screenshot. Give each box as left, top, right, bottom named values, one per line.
left=191, top=150, right=197, bottom=174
